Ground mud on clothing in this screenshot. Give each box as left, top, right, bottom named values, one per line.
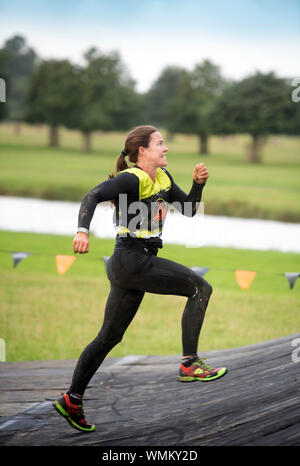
left=69, top=166, right=212, bottom=396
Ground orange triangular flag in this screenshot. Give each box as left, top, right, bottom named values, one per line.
left=235, top=270, right=256, bottom=290
left=56, top=255, right=76, bottom=275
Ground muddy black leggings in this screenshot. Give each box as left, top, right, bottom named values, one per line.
left=69, top=238, right=213, bottom=396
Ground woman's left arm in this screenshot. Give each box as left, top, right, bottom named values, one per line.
left=168, top=163, right=209, bottom=217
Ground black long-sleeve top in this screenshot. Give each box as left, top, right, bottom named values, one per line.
left=77, top=166, right=205, bottom=241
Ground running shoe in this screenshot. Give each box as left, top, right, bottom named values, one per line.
left=53, top=393, right=95, bottom=432
left=178, top=358, right=227, bottom=382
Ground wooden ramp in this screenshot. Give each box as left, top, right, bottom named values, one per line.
left=0, top=334, right=299, bottom=447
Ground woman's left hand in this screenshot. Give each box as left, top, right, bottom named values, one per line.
left=193, top=163, right=209, bottom=184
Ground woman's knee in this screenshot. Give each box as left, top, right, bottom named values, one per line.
left=204, top=281, right=213, bottom=298
left=192, top=276, right=213, bottom=299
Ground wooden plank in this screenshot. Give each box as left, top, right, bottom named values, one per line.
left=0, top=334, right=299, bottom=446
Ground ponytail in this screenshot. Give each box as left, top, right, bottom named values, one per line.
left=109, top=151, right=128, bottom=179
left=116, top=150, right=129, bottom=172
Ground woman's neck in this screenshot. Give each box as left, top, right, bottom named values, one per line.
left=136, top=161, right=157, bottom=183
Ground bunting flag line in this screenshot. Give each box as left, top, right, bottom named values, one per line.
left=0, top=249, right=299, bottom=289
left=235, top=270, right=257, bottom=290
left=56, top=255, right=76, bottom=275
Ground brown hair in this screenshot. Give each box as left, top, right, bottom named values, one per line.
left=109, top=125, right=158, bottom=178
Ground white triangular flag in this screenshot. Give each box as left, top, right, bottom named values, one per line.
left=284, top=272, right=299, bottom=289
left=102, top=256, right=111, bottom=272
left=13, top=252, right=30, bottom=268
left=191, top=266, right=210, bottom=276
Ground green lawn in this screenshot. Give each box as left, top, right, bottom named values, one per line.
left=0, top=123, right=299, bottom=362
left=0, top=123, right=300, bottom=221
left=0, top=231, right=299, bottom=362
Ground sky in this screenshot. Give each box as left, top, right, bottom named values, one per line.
left=1, top=0, right=299, bottom=92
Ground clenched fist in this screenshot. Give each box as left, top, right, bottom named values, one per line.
left=193, top=163, right=209, bottom=184
left=73, top=231, right=89, bottom=254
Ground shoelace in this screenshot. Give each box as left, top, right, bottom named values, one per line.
left=193, top=358, right=213, bottom=371
left=71, top=405, right=90, bottom=426
left=76, top=405, right=86, bottom=418
left=68, top=401, right=85, bottom=418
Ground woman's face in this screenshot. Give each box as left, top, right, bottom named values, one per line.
left=139, top=131, right=168, bottom=168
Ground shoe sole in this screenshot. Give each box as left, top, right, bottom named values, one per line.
left=178, top=367, right=227, bottom=382
left=53, top=400, right=95, bottom=432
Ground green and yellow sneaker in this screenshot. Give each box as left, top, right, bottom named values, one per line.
left=53, top=393, right=95, bottom=432
left=178, top=358, right=227, bottom=382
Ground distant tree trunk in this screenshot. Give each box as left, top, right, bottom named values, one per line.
left=49, top=125, right=59, bottom=147
left=198, top=133, right=209, bottom=155
left=82, top=130, right=92, bottom=153
left=13, top=121, right=21, bottom=135
left=167, top=130, right=175, bottom=141
left=245, top=134, right=267, bottom=163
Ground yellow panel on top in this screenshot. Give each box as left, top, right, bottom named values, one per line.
left=119, top=167, right=171, bottom=200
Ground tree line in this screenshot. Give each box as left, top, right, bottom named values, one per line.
left=0, top=35, right=299, bottom=163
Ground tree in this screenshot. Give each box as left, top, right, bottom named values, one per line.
left=25, top=59, right=80, bottom=146
left=145, top=66, right=187, bottom=129
left=210, top=72, right=299, bottom=163
left=0, top=35, right=38, bottom=129
left=66, top=47, right=141, bottom=152
left=166, top=60, right=226, bottom=154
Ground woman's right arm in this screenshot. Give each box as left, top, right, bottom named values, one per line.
left=73, top=173, right=138, bottom=254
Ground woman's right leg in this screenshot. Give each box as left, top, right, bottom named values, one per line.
left=54, top=282, right=144, bottom=432
left=69, top=284, right=145, bottom=396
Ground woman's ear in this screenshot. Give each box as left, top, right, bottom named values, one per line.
left=138, top=145, right=146, bottom=158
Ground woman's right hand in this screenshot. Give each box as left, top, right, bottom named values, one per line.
left=73, top=231, right=89, bottom=254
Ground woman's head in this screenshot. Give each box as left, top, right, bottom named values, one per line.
left=112, top=125, right=168, bottom=175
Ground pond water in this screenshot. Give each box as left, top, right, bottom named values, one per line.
left=1, top=196, right=299, bottom=253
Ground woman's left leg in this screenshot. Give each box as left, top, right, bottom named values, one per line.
left=108, top=250, right=226, bottom=382
left=111, top=252, right=213, bottom=357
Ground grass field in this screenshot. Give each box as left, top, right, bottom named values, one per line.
left=0, top=123, right=299, bottom=362
left=0, top=230, right=299, bottom=362
left=0, top=123, right=300, bottom=222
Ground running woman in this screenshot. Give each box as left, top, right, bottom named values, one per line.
left=53, top=125, right=227, bottom=432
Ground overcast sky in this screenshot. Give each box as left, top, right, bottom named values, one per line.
left=1, top=0, right=299, bottom=92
